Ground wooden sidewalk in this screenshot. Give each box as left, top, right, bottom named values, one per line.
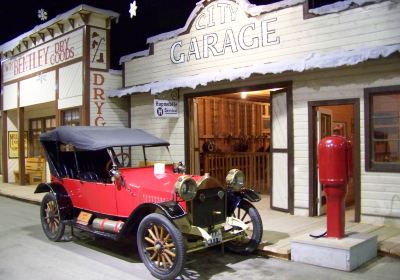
left=256, top=195, right=400, bottom=259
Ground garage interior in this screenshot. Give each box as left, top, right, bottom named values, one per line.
left=189, top=89, right=273, bottom=194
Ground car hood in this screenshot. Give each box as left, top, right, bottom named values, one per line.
left=120, top=167, right=189, bottom=194
left=119, top=167, right=224, bottom=197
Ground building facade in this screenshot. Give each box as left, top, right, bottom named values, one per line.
left=112, top=0, right=400, bottom=226
left=0, top=5, right=127, bottom=185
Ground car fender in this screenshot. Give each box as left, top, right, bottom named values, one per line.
left=226, top=188, right=261, bottom=216
left=35, top=182, right=73, bottom=221
left=121, top=201, right=186, bottom=236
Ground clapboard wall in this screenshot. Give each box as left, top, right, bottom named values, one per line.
left=124, top=0, right=400, bottom=88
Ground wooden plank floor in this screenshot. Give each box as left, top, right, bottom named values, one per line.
left=256, top=195, right=400, bottom=259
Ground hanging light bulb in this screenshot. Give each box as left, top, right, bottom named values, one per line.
left=240, top=92, right=247, bottom=99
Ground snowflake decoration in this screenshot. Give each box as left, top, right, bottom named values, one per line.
left=38, top=9, right=48, bottom=21
left=37, top=72, right=47, bottom=83
left=129, top=1, right=138, bottom=18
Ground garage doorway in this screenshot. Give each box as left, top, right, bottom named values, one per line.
left=187, top=90, right=271, bottom=194
left=308, top=99, right=360, bottom=222
left=184, top=82, right=294, bottom=213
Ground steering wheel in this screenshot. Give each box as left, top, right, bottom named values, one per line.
left=105, top=152, right=131, bottom=172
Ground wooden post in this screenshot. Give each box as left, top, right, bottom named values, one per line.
left=2, top=111, right=8, bottom=182
left=18, top=107, right=26, bottom=185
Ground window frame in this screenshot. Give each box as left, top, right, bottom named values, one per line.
left=29, top=116, right=56, bottom=158
left=364, top=85, right=400, bottom=172
left=61, top=107, right=81, bottom=126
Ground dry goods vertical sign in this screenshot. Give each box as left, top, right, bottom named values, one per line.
left=154, top=99, right=179, bottom=118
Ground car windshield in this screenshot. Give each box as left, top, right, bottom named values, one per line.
left=110, top=145, right=172, bottom=168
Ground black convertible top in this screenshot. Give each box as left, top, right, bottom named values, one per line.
left=40, top=126, right=170, bottom=150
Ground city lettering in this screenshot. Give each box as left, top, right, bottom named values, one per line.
left=170, top=2, right=280, bottom=64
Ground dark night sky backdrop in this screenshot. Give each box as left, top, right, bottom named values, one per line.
left=0, top=0, right=333, bottom=69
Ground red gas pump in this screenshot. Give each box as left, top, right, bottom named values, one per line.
left=318, top=136, right=352, bottom=239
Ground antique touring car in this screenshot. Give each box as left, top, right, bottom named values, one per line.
left=35, top=126, right=263, bottom=279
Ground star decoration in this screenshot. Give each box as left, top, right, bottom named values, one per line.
left=38, top=9, right=48, bottom=21
left=37, top=72, right=47, bottom=83
left=129, top=1, right=138, bottom=18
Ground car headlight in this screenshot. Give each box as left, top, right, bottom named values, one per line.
left=175, top=175, right=197, bottom=201
left=225, top=169, right=244, bottom=191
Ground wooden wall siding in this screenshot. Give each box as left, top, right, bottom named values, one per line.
left=176, top=56, right=399, bottom=221
left=20, top=71, right=56, bottom=107
left=272, top=152, right=289, bottom=209
left=7, top=110, right=18, bottom=183
left=3, top=83, right=18, bottom=111
left=130, top=93, right=185, bottom=165
left=291, top=59, right=400, bottom=220
left=2, top=29, right=83, bottom=83
left=204, top=152, right=270, bottom=193
left=58, top=62, right=83, bottom=109
left=90, top=71, right=127, bottom=127
left=124, top=1, right=400, bottom=87
left=196, top=96, right=269, bottom=153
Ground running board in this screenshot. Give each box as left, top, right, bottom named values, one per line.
left=63, top=220, right=120, bottom=241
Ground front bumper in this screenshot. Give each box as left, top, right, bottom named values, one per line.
left=175, top=216, right=249, bottom=253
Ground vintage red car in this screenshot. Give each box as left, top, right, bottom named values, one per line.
left=35, top=126, right=263, bottom=279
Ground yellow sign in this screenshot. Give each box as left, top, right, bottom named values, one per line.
left=77, top=211, right=93, bottom=226
left=8, top=131, right=28, bottom=159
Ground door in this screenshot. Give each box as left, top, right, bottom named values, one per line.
left=188, top=98, right=201, bottom=174
left=64, top=179, right=118, bottom=215
left=270, top=91, right=291, bottom=211
left=316, top=108, right=333, bottom=216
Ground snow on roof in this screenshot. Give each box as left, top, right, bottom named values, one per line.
left=0, top=4, right=119, bottom=53
left=120, top=49, right=150, bottom=64
left=309, top=0, right=389, bottom=15
left=147, top=0, right=304, bottom=45
left=107, top=44, right=400, bottom=97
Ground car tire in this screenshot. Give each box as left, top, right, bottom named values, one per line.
left=137, top=213, right=186, bottom=280
left=40, top=192, right=65, bottom=241
left=225, top=200, right=263, bottom=255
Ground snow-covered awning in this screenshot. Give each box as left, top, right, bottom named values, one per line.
left=107, top=44, right=400, bottom=97
left=0, top=5, right=119, bottom=53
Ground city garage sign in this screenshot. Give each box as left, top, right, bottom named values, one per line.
left=170, top=0, right=280, bottom=64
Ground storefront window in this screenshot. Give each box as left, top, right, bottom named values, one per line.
left=29, top=116, right=56, bottom=157
left=62, top=108, right=80, bottom=126
left=365, top=87, right=400, bottom=172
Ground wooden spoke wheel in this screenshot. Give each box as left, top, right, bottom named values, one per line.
left=226, top=200, right=263, bottom=254
left=40, top=193, right=65, bottom=241
left=137, top=213, right=186, bottom=280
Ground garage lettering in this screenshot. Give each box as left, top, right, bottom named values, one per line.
left=170, top=2, right=279, bottom=64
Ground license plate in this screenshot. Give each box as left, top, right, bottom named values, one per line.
left=207, top=229, right=222, bottom=246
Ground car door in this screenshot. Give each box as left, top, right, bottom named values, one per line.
left=63, top=178, right=118, bottom=216
left=80, top=180, right=118, bottom=215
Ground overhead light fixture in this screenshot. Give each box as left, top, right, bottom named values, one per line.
left=269, top=88, right=283, bottom=92
left=240, top=92, right=247, bottom=99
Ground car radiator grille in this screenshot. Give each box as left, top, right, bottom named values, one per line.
left=190, top=188, right=226, bottom=228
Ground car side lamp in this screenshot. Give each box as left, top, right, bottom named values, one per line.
left=225, top=169, right=245, bottom=191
